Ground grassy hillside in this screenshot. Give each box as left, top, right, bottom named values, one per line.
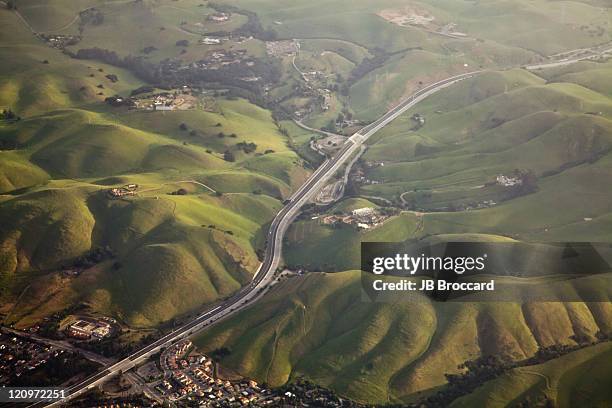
left=195, top=270, right=612, bottom=404
left=0, top=7, right=144, bottom=117
left=0, top=6, right=311, bottom=328
left=17, top=0, right=254, bottom=63
left=349, top=49, right=477, bottom=120
left=216, top=0, right=610, bottom=54
left=208, top=0, right=610, bottom=120
left=281, top=66, right=612, bottom=273
left=357, top=67, right=612, bottom=221
left=241, top=61, right=612, bottom=404
left=3, top=2, right=612, bottom=406
left=0, top=172, right=286, bottom=327
left=0, top=150, right=49, bottom=193
left=451, top=342, right=612, bottom=408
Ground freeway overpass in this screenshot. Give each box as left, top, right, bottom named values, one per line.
left=37, top=70, right=480, bottom=407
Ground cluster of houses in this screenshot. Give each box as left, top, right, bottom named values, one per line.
left=496, top=174, right=523, bottom=187
left=133, top=89, right=197, bottom=111
left=350, top=165, right=383, bottom=186
left=105, top=96, right=135, bottom=108
left=0, top=333, right=64, bottom=383
left=161, top=340, right=193, bottom=371
left=335, top=117, right=360, bottom=130
left=470, top=199, right=497, bottom=210
left=350, top=159, right=387, bottom=186
left=300, top=69, right=323, bottom=82
left=107, top=184, right=138, bottom=199
left=200, top=36, right=226, bottom=45
left=265, top=40, right=299, bottom=57
left=155, top=340, right=274, bottom=405
left=40, top=33, right=80, bottom=49
left=67, top=318, right=114, bottom=340
left=107, top=87, right=202, bottom=112
left=322, top=207, right=389, bottom=230
left=279, top=378, right=364, bottom=407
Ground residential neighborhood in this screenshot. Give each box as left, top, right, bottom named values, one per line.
left=265, top=39, right=299, bottom=57
left=147, top=340, right=284, bottom=406
left=0, top=333, right=64, bottom=383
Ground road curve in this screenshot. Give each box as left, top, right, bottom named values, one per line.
left=37, top=70, right=480, bottom=407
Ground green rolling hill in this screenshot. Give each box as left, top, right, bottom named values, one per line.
left=0, top=5, right=144, bottom=117
left=2, top=0, right=612, bottom=406
left=359, top=65, right=612, bottom=220
left=451, top=342, right=612, bottom=408
left=280, top=65, right=612, bottom=273
left=195, top=269, right=612, bottom=404
left=195, top=61, right=612, bottom=405
left=0, top=5, right=309, bottom=328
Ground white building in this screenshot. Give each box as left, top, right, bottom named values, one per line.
left=352, top=207, right=376, bottom=217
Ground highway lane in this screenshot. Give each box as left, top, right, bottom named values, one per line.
left=38, top=70, right=479, bottom=407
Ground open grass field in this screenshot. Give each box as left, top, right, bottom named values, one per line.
left=285, top=210, right=420, bottom=271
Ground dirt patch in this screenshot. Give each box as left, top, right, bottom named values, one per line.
left=377, top=6, right=435, bottom=28
left=378, top=6, right=468, bottom=39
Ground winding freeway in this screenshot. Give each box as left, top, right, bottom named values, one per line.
left=37, top=70, right=480, bottom=407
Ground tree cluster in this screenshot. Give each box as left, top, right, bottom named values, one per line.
left=65, top=246, right=115, bottom=270
left=236, top=141, right=257, bottom=153
left=208, top=2, right=277, bottom=41
left=0, top=108, right=19, bottom=121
